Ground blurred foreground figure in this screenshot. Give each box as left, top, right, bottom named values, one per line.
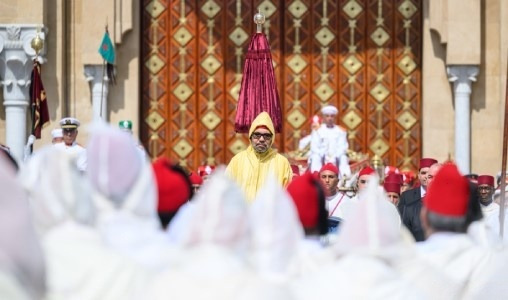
left=20, top=147, right=148, bottom=299
left=291, top=176, right=460, bottom=299
left=148, top=169, right=293, bottom=300
left=227, top=112, right=292, bottom=202
left=0, top=154, right=46, bottom=299
left=87, top=122, right=177, bottom=271
left=418, top=163, right=508, bottom=298
left=152, top=157, right=193, bottom=229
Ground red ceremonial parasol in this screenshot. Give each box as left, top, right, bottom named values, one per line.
left=235, top=12, right=282, bottom=133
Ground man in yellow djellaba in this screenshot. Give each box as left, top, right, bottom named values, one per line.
left=226, top=112, right=292, bottom=202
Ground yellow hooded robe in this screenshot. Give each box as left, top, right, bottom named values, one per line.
left=226, top=112, right=292, bottom=202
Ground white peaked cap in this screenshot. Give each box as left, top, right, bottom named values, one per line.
left=321, top=105, right=338, bottom=115
left=51, top=128, right=63, bottom=139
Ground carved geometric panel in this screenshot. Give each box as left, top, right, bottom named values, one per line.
left=141, top=0, right=423, bottom=172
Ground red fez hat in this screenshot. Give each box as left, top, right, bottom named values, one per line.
left=290, top=165, right=300, bottom=176
left=420, top=158, right=438, bottom=169
left=152, top=158, right=191, bottom=213
left=383, top=182, right=401, bottom=195
left=189, top=172, right=203, bottom=185
left=477, top=175, right=494, bottom=186
left=197, top=165, right=215, bottom=177
left=287, top=173, right=319, bottom=229
left=359, top=166, right=376, bottom=177
left=320, top=163, right=339, bottom=175
left=424, top=163, right=469, bottom=217
left=385, top=173, right=403, bottom=185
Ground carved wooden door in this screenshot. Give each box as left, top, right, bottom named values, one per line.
left=141, top=0, right=422, bottom=171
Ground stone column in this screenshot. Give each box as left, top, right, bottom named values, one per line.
left=0, top=25, right=47, bottom=162
left=84, top=64, right=109, bottom=121
left=447, top=65, right=479, bottom=174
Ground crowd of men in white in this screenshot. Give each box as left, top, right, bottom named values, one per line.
left=1, top=117, right=508, bottom=300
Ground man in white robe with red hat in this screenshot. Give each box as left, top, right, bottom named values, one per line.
left=417, top=163, right=508, bottom=298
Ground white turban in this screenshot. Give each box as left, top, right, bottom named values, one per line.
left=51, top=129, right=63, bottom=139
left=321, top=105, right=338, bottom=115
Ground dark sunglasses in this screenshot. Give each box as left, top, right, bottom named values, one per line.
left=251, top=132, right=273, bottom=140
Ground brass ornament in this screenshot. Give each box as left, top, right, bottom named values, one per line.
left=201, top=55, right=222, bottom=75
left=288, top=0, right=308, bottom=19
left=145, top=0, right=166, bottom=19
left=229, top=139, right=247, bottom=155
left=173, top=82, right=193, bottom=102
left=343, top=0, right=363, bottom=19
left=257, top=0, right=277, bottom=19
left=370, top=27, right=389, bottom=47
left=370, top=83, right=390, bottom=102
left=397, top=55, right=417, bottom=75
left=174, top=139, right=193, bottom=158
left=287, top=109, right=306, bottom=129
left=370, top=139, right=389, bottom=156
left=201, top=111, right=221, bottom=130
left=315, top=26, right=335, bottom=47
left=145, top=54, right=165, bottom=74
left=397, top=111, right=417, bottom=130
left=229, top=83, right=241, bottom=101
left=229, top=27, right=249, bottom=47
left=145, top=110, right=165, bottom=131
left=315, top=82, right=335, bottom=102
left=398, top=0, right=418, bottom=19
left=342, top=55, right=363, bottom=74
left=287, top=54, right=308, bottom=74
left=201, top=0, right=221, bottom=18
left=174, top=27, right=193, bottom=46
left=342, top=110, right=362, bottom=130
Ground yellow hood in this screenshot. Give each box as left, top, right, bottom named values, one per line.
left=248, top=112, right=275, bottom=147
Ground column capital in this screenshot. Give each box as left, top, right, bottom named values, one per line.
left=447, top=65, right=479, bottom=94
left=0, top=24, right=48, bottom=106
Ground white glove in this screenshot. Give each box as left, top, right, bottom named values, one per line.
left=26, top=134, right=36, bottom=146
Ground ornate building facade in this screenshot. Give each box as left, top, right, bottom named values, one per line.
left=0, top=0, right=506, bottom=175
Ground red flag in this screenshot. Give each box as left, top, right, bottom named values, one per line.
left=30, top=61, right=50, bottom=139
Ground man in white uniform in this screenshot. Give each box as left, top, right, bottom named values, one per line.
left=55, top=117, right=87, bottom=171
left=319, top=163, right=355, bottom=220
left=308, top=105, right=350, bottom=176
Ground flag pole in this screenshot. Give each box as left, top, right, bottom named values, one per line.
left=499, top=50, right=508, bottom=239
left=100, top=58, right=106, bottom=119
left=29, top=27, right=43, bottom=153
left=99, top=23, right=108, bottom=119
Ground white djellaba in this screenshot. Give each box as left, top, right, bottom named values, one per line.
left=249, top=173, right=335, bottom=281
left=87, top=121, right=178, bottom=272
left=19, top=146, right=149, bottom=300
left=0, top=154, right=45, bottom=300
left=249, top=173, right=304, bottom=281
left=147, top=168, right=293, bottom=300
left=291, top=176, right=462, bottom=300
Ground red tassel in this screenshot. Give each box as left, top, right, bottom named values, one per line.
left=235, top=33, right=282, bottom=133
